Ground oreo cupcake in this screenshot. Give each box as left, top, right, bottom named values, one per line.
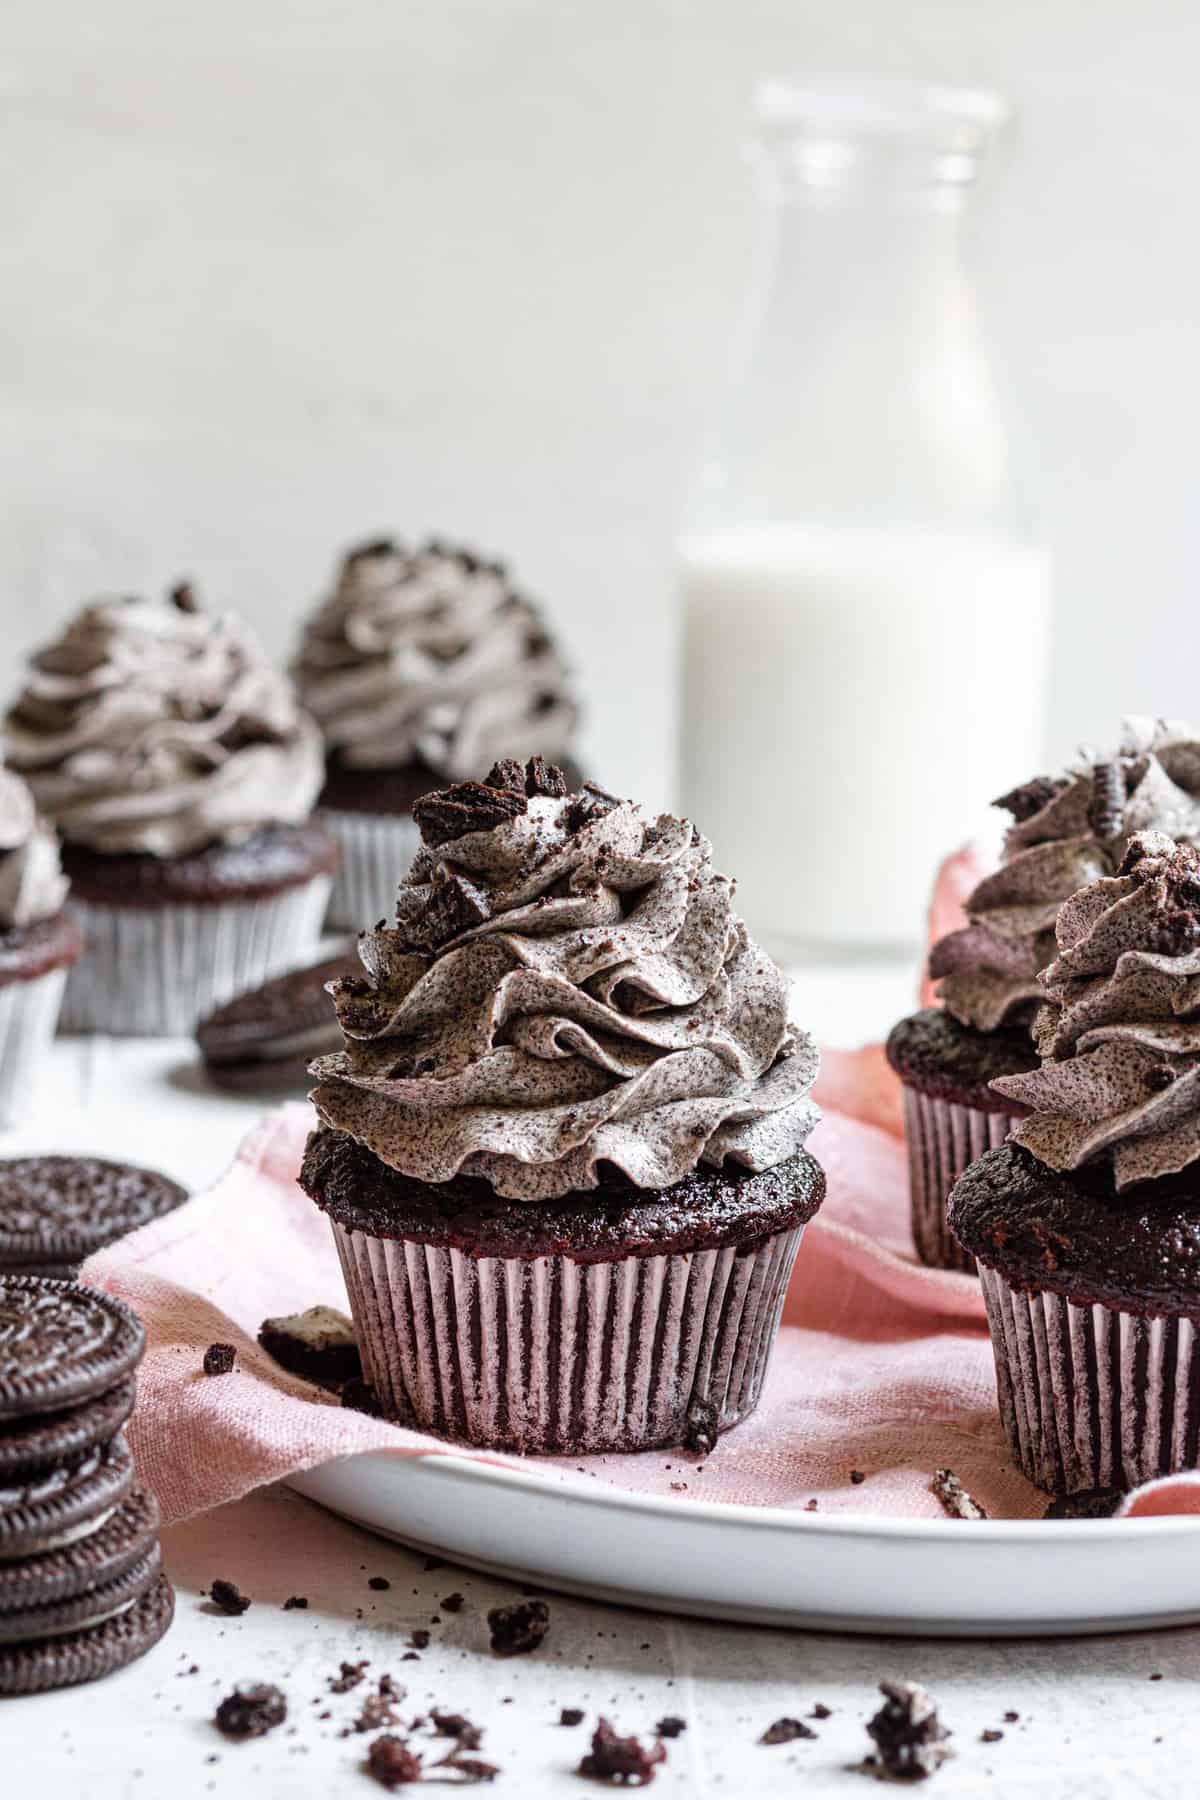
left=300, top=759, right=822, bottom=1454
left=887, top=719, right=1200, bottom=1270
left=294, top=539, right=580, bottom=931
left=5, top=587, right=337, bottom=1035
left=951, top=832, right=1200, bottom=1493
left=0, top=770, right=82, bottom=1121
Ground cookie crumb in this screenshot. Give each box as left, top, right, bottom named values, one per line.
left=850, top=1470, right=866, bottom=1485
left=930, top=1469, right=987, bottom=1521
left=368, top=1576, right=390, bottom=1592
left=487, top=1599, right=550, bottom=1657
left=283, top=1596, right=308, bottom=1611
left=760, top=1718, right=815, bottom=1745
left=682, top=1399, right=719, bottom=1456
left=864, top=1680, right=951, bottom=1781
left=811, top=1703, right=832, bottom=1720
left=208, top=1579, right=251, bottom=1616
left=579, top=1717, right=666, bottom=1785
left=1043, top=1487, right=1123, bottom=1519
left=366, top=1734, right=423, bottom=1787
left=203, top=1343, right=236, bottom=1377
left=214, top=1684, right=286, bottom=1739
left=980, top=1729, right=1004, bottom=1744
left=560, top=1708, right=585, bottom=1727
left=329, top=1660, right=370, bottom=1693
left=430, top=1711, right=482, bottom=1750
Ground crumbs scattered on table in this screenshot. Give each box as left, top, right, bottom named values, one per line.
left=329, top=1659, right=370, bottom=1693
left=214, top=1684, right=287, bottom=1740
left=560, top=1708, right=585, bottom=1727
left=488, top=1599, right=550, bottom=1657
left=208, top=1578, right=251, bottom=1616
left=441, top=1592, right=465, bottom=1613
left=579, top=1717, right=667, bottom=1785
left=655, top=1716, right=686, bottom=1739
left=202, top=1343, right=236, bottom=1377
left=283, top=1595, right=309, bottom=1611
left=366, top=1733, right=423, bottom=1788
left=368, top=1576, right=390, bottom=1591
left=760, top=1717, right=815, bottom=1745
left=862, top=1680, right=951, bottom=1782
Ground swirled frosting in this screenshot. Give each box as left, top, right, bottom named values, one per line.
left=930, top=718, right=1200, bottom=1033
left=309, top=760, right=819, bottom=1202
left=293, top=539, right=578, bottom=780
left=0, top=771, right=69, bottom=927
left=5, top=589, right=324, bottom=857
left=993, top=832, right=1200, bottom=1189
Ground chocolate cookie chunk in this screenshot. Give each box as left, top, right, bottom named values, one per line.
left=0, top=1571, right=174, bottom=1695
left=197, top=954, right=357, bottom=1094
left=0, top=1376, right=137, bottom=1479
left=0, top=1278, right=145, bottom=1419
left=0, top=1158, right=188, bottom=1278
left=0, top=1435, right=134, bottom=1558
left=0, top=1488, right=160, bottom=1620
left=257, top=1306, right=361, bottom=1388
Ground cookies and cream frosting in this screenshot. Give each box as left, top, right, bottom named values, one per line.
left=309, top=760, right=819, bottom=1201
left=930, top=718, right=1200, bottom=1034
left=994, top=832, right=1200, bottom=1189
left=5, top=588, right=324, bottom=857
left=293, top=539, right=577, bottom=781
left=0, top=771, right=69, bottom=928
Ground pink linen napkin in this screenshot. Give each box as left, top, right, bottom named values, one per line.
left=81, top=847, right=1200, bottom=1525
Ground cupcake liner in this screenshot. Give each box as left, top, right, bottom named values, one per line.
left=59, top=876, right=332, bottom=1037
left=330, top=1220, right=806, bottom=1454
left=0, top=966, right=69, bottom=1128
left=903, top=1088, right=1020, bottom=1273
left=979, top=1263, right=1200, bottom=1493
left=321, top=810, right=420, bottom=933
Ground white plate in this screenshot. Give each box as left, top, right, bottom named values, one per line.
left=291, top=1451, right=1200, bottom=1638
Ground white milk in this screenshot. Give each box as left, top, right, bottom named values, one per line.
left=679, top=523, right=1051, bottom=950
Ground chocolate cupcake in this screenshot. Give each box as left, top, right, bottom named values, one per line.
left=951, top=831, right=1200, bottom=1493
left=5, top=587, right=337, bottom=1035
left=0, top=772, right=82, bottom=1121
left=888, top=719, right=1200, bottom=1270
left=300, top=760, right=823, bottom=1454
left=293, top=539, right=580, bottom=931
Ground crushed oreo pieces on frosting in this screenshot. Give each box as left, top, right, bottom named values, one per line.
left=993, top=833, right=1200, bottom=1189
left=309, top=764, right=819, bottom=1202
left=930, top=719, right=1200, bottom=1034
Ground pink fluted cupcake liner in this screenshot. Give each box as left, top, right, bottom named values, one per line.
left=60, top=877, right=332, bottom=1036
left=0, top=966, right=69, bottom=1126
left=321, top=810, right=420, bottom=932
left=978, top=1263, right=1200, bottom=1494
left=903, top=1088, right=1021, bottom=1272
left=331, top=1220, right=806, bottom=1455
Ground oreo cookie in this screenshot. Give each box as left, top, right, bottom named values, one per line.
left=0, top=1435, right=134, bottom=1558
left=0, top=1278, right=145, bottom=1420
left=0, top=1570, right=175, bottom=1694
left=0, top=1157, right=188, bottom=1278
left=0, top=1376, right=137, bottom=1479
left=196, top=953, right=357, bottom=1094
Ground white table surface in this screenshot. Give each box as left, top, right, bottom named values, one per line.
left=12, top=962, right=1200, bottom=1797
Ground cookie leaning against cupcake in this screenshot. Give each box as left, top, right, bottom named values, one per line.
left=951, top=832, right=1200, bottom=1494
left=5, top=585, right=338, bottom=1035
left=293, top=538, right=581, bottom=931
left=0, top=769, right=82, bottom=1123
left=887, top=718, right=1200, bottom=1271
left=300, top=759, right=823, bottom=1454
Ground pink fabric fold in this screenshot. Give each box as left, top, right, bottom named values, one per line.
left=80, top=847, right=1200, bottom=1525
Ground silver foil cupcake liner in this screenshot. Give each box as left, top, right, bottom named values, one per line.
left=331, top=1220, right=806, bottom=1454
left=979, top=1264, right=1200, bottom=1493
left=322, top=810, right=420, bottom=933
left=0, top=966, right=69, bottom=1127
left=903, top=1088, right=1020, bottom=1273
left=59, top=876, right=333, bottom=1036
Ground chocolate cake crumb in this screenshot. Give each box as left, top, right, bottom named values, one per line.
left=409, top=1629, right=431, bottom=1651
left=850, top=1470, right=866, bottom=1485
left=655, top=1717, right=686, bottom=1739
left=980, top=1729, right=1004, bottom=1744
left=209, top=1579, right=251, bottom=1616
left=1003, top=1711, right=1019, bottom=1724
left=215, top=1684, right=287, bottom=1739
left=203, top=1343, right=236, bottom=1376
left=329, top=1660, right=370, bottom=1693
left=525, top=756, right=568, bottom=799
left=1043, top=1488, right=1124, bottom=1520
left=682, top=1399, right=719, bottom=1457
left=441, top=1592, right=465, bottom=1613
left=811, top=1704, right=832, bottom=1720
left=413, top=781, right=528, bottom=848
left=488, top=1598, right=550, bottom=1657
left=431, top=1711, right=483, bottom=1750
left=342, top=1378, right=383, bottom=1417
left=804, top=1498, right=819, bottom=1512
left=993, top=774, right=1065, bottom=824
left=283, top=1596, right=309, bottom=1611
left=579, top=1717, right=667, bottom=1785
left=865, top=1681, right=951, bottom=1781
left=930, top=1469, right=987, bottom=1521
left=761, top=1717, right=815, bottom=1745
left=485, top=759, right=525, bottom=793
left=560, top=1708, right=586, bottom=1727
left=1087, top=760, right=1126, bottom=840
left=346, top=1684, right=404, bottom=1736
left=368, top=1576, right=391, bottom=1591
left=367, top=1734, right=423, bottom=1787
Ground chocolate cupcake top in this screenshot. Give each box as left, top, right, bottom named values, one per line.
left=0, top=772, right=68, bottom=928
left=293, top=539, right=577, bottom=781
left=929, top=718, right=1200, bottom=1034
left=5, top=588, right=324, bottom=856
left=993, top=831, right=1200, bottom=1190
left=309, top=761, right=819, bottom=1201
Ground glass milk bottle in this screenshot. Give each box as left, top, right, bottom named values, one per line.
left=679, top=79, right=1050, bottom=953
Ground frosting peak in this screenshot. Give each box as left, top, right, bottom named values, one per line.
left=293, top=539, right=578, bottom=781
left=310, top=762, right=818, bottom=1202
left=0, top=770, right=68, bottom=928
left=993, top=833, right=1200, bottom=1190
left=929, top=718, right=1200, bottom=1033
left=6, top=590, right=324, bottom=856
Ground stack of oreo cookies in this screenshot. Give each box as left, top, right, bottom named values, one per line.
left=0, top=1275, right=173, bottom=1692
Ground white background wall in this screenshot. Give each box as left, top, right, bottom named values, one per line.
left=2, top=0, right=1197, bottom=813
